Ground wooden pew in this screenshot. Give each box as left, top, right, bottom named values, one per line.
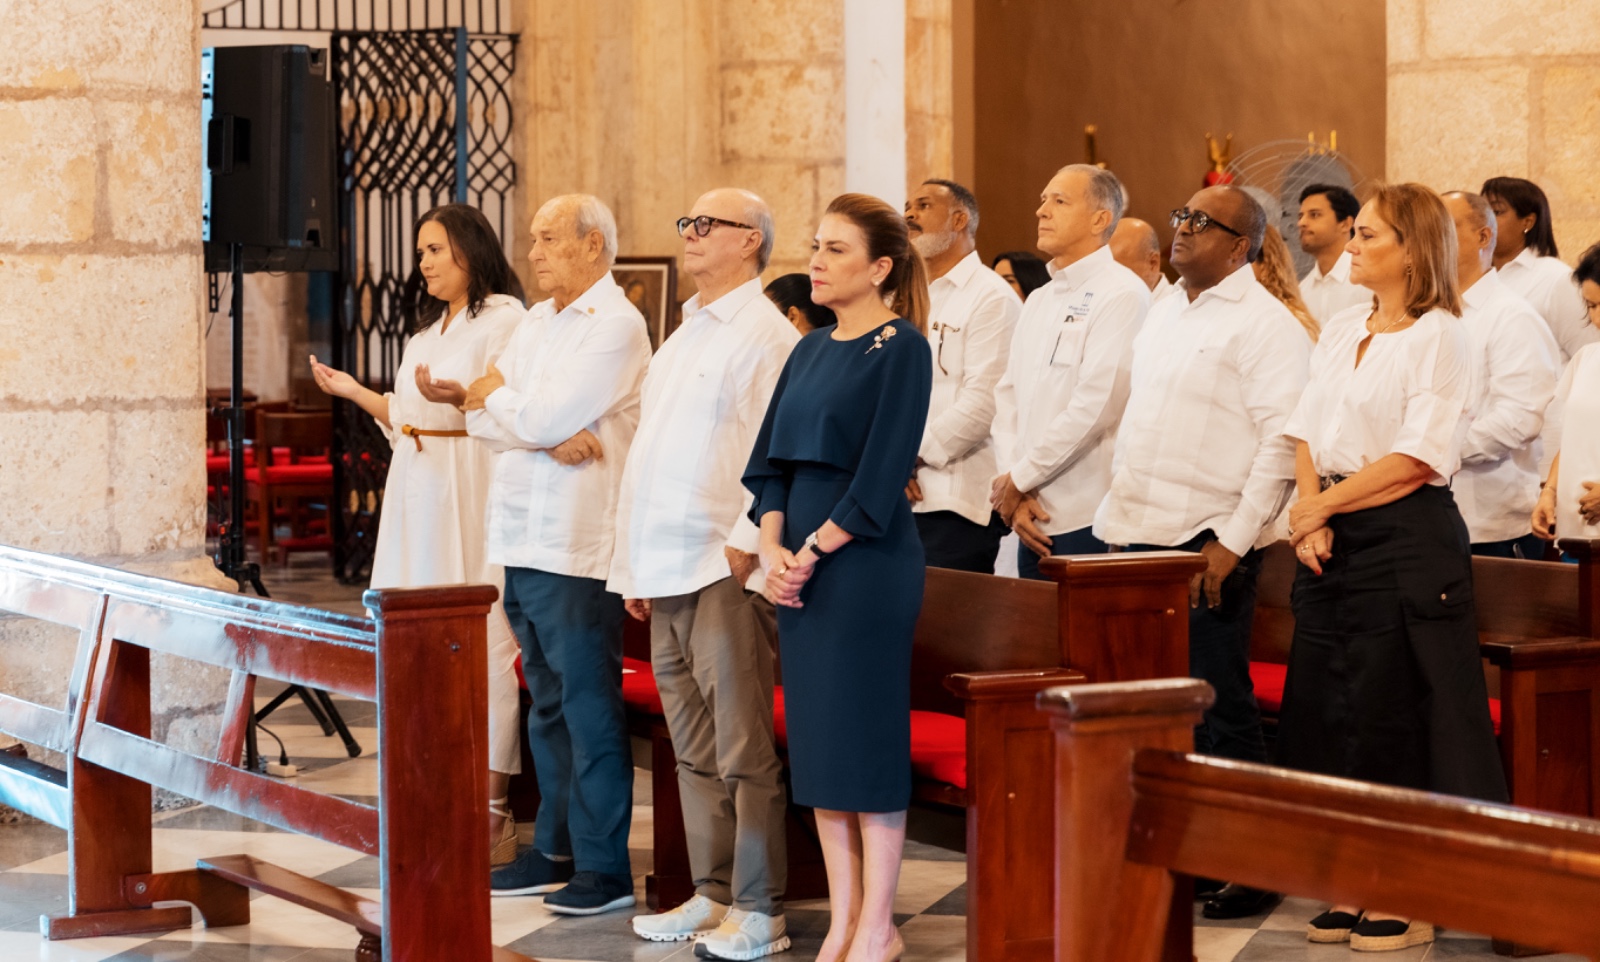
left=627, top=551, right=1205, bottom=962
left=1039, top=678, right=1600, bottom=962
left=0, top=544, right=527, bottom=962
left=1250, top=537, right=1600, bottom=817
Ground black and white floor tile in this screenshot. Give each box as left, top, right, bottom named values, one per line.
left=0, top=562, right=1579, bottom=961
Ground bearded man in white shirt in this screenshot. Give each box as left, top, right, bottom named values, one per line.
left=902, top=179, right=1020, bottom=573
left=1110, top=217, right=1174, bottom=303
left=991, top=164, right=1150, bottom=579
left=467, top=194, right=652, bottom=916
left=1296, top=183, right=1371, bottom=324
left=1096, top=185, right=1309, bottom=921
left=609, top=190, right=799, bottom=958
left=1442, top=191, right=1561, bottom=560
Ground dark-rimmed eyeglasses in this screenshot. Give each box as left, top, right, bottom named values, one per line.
left=676, top=215, right=757, bottom=237
left=1170, top=207, right=1243, bottom=238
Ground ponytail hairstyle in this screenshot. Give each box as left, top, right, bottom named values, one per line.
left=822, top=193, right=931, bottom=334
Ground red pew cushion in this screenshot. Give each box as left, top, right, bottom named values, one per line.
left=254, top=463, right=334, bottom=484
left=1251, top=660, right=1501, bottom=735
left=1250, top=661, right=1288, bottom=714
left=621, top=656, right=662, bottom=714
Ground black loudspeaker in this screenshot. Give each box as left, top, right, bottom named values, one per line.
left=203, top=45, right=339, bottom=273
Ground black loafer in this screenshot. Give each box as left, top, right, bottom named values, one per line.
left=1193, top=876, right=1226, bottom=900
left=1202, top=883, right=1282, bottom=920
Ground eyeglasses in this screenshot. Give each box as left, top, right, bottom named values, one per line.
left=1169, top=207, right=1244, bottom=238
left=676, top=215, right=757, bottom=237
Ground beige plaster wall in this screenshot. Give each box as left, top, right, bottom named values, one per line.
left=1388, top=0, right=1600, bottom=262
left=512, top=0, right=951, bottom=296
left=0, top=0, right=228, bottom=787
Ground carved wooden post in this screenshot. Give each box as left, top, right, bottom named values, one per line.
left=1039, top=553, right=1205, bottom=682
left=1038, top=679, right=1212, bottom=962
left=367, top=585, right=497, bottom=962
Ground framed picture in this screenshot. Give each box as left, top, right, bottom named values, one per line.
left=612, top=256, right=679, bottom=351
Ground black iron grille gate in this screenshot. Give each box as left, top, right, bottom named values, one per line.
left=202, top=0, right=517, bottom=583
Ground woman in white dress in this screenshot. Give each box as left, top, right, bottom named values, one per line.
left=1533, top=243, right=1600, bottom=547
left=309, top=204, right=527, bottom=864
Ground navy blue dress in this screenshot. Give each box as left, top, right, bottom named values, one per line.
left=743, top=318, right=932, bottom=812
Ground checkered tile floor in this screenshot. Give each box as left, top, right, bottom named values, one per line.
left=0, top=564, right=1580, bottom=961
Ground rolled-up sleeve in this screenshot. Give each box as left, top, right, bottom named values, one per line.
left=1393, top=322, right=1470, bottom=480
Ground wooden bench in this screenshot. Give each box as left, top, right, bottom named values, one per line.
left=1250, top=537, right=1600, bottom=817
left=623, top=551, right=1205, bottom=962
left=1038, top=677, right=1600, bottom=961
left=0, top=544, right=527, bottom=962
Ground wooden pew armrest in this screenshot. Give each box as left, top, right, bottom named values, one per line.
left=1480, top=635, right=1600, bottom=669
left=945, top=667, right=1087, bottom=702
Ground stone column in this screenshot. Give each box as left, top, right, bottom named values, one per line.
left=0, top=0, right=229, bottom=796
left=1388, top=0, right=1600, bottom=260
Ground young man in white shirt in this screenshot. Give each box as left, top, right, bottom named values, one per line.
left=903, top=179, right=1020, bottom=573
left=609, top=189, right=799, bottom=958
left=1110, top=216, right=1175, bottom=303
left=467, top=194, right=652, bottom=916
left=1096, top=185, right=1310, bottom=921
left=991, top=164, right=1149, bottom=580
left=1443, top=191, right=1561, bottom=559
left=1296, top=183, right=1370, bottom=324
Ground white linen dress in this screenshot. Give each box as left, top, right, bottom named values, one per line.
left=369, top=293, right=525, bottom=774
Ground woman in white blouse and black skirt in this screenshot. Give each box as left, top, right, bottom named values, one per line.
left=1278, top=183, right=1507, bottom=953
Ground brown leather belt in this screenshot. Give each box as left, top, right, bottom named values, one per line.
left=400, top=424, right=468, bottom=452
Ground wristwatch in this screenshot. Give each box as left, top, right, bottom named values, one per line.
left=802, top=530, right=832, bottom=558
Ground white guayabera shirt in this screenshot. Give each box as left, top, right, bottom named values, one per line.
left=1498, top=247, right=1598, bottom=364
left=1298, top=250, right=1373, bottom=326
left=467, top=272, right=651, bottom=580
left=1094, top=265, right=1310, bottom=556
left=607, top=278, right=799, bottom=600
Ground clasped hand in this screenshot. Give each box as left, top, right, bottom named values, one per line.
left=461, top=362, right=506, bottom=411
left=1287, top=494, right=1335, bottom=575
left=760, top=540, right=813, bottom=608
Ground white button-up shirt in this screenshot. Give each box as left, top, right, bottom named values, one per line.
left=1151, top=275, right=1177, bottom=304
left=608, top=278, right=799, bottom=599
left=1498, top=247, right=1598, bottom=363
left=992, top=243, right=1150, bottom=536
left=1285, top=307, right=1470, bottom=486
left=1298, top=250, right=1372, bottom=325
left=1453, top=271, right=1561, bottom=542
left=466, top=272, right=652, bottom=580
left=915, top=252, right=1021, bottom=525
left=1094, top=265, right=1310, bottom=556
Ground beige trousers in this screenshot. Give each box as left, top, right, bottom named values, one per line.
left=650, top=576, right=787, bottom=914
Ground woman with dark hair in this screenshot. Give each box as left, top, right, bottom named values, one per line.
left=1279, top=184, right=1507, bottom=951
left=990, top=249, right=1050, bottom=301
left=1533, top=242, right=1600, bottom=546
left=743, top=194, right=931, bottom=962
left=309, top=203, right=527, bottom=864
left=763, top=271, right=837, bottom=334
left=1482, top=176, right=1597, bottom=361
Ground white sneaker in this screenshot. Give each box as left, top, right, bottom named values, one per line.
left=631, top=894, right=729, bottom=942
left=693, top=909, right=792, bottom=960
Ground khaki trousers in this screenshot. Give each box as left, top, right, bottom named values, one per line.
left=650, top=576, right=787, bottom=914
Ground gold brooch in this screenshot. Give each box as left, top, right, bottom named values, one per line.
left=864, top=324, right=898, bottom=355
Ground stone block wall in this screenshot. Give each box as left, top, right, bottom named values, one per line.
left=1388, top=0, right=1600, bottom=262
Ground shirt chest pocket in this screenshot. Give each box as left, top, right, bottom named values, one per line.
left=1047, top=318, right=1089, bottom=371
left=932, top=322, right=965, bottom=376
left=684, top=365, right=728, bottom=417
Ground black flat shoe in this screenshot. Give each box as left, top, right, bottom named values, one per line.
left=1193, top=876, right=1226, bottom=900
left=1307, top=909, right=1362, bottom=943
left=1201, top=883, right=1282, bottom=920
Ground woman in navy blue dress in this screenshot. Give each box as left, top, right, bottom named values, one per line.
left=743, top=193, right=931, bottom=962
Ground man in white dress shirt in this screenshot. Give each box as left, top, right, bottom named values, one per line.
left=1096, top=185, right=1309, bottom=920
left=1443, top=191, right=1561, bottom=559
left=610, top=190, right=799, bottom=957
left=1296, top=183, right=1370, bottom=324
left=902, top=179, right=1020, bottom=572
left=1111, top=217, right=1175, bottom=303
left=467, top=194, right=652, bottom=916
left=991, top=164, right=1150, bottom=579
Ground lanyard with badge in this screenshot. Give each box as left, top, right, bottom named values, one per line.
left=1050, top=291, right=1094, bottom=365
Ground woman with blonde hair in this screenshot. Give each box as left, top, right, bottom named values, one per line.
left=743, top=193, right=931, bottom=962
left=1253, top=225, right=1323, bottom=342
left=1278, top=183, right=1507, bottom=952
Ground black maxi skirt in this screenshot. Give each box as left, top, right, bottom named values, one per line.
left=776, top=463, right=923, bottom=813
left=1276, top=484, right=1508, bottom=802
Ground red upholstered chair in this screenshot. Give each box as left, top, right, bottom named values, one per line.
left=246, top=410, right=335, bottom=565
